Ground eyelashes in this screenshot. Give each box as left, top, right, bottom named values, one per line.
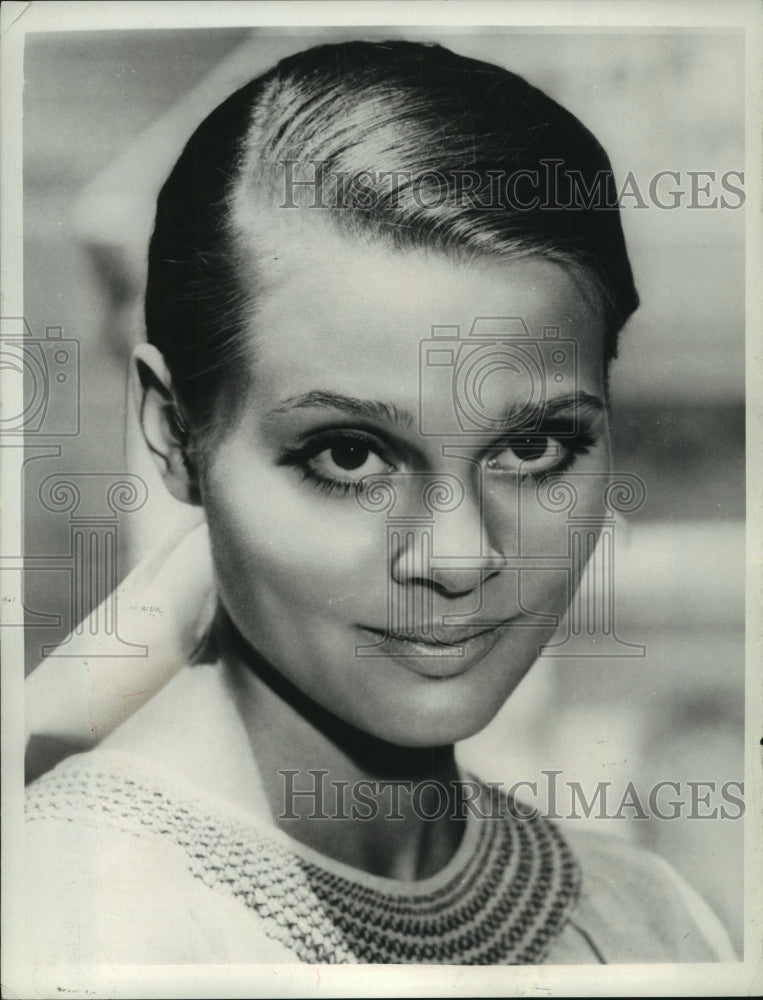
left=280, top=419, right=599, bottom=499
left=485, top=422, right=597, bottom=481
left=280, top=431, right=393, bottom=497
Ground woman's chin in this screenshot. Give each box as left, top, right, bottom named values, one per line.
left=348, top=684, right=508, bottom=750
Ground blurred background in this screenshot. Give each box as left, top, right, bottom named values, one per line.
left=21, top=28, right=745, bottom=952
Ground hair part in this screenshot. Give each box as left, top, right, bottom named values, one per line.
left=145, top=40, right=638, bottom=454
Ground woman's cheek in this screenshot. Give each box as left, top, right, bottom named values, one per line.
left=205, top=459, right=385, bottom=604
left=483, top=475, right=608, bottom=602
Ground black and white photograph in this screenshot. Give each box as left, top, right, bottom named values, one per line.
left=1, top=1, right=760, bottom=997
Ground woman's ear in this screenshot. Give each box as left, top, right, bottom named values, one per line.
left=131, top=343, right=201, bottom=506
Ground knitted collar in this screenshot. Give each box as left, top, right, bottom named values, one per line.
left=27, top=752, right=581, bottom=965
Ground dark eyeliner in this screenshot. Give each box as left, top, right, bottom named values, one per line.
left=278, top=429, right=394, bottom=496
left=278, top=429, right=385, bottom=465
left=486, top=416, right=598, bottom=481
left=298, top=465, right=368, bottom=497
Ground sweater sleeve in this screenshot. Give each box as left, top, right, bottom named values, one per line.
left=550, top=827, right=738, bottom=963
left=24, top=814, right=299, bottom=971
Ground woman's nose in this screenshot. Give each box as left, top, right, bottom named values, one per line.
left=389, top=487, right=505, bottom=597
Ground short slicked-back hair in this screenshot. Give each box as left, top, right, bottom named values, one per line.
left=145, top=40, right=638, bottom=442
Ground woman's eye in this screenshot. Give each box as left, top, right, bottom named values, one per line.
left=486, top=435, right=563, bottom=475
left=308, top=439, right=389, bottom=482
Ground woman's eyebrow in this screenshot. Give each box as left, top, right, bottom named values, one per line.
left=494, top=390, right=605, bottom=427
left=530, top=391, right=605, bottom=418
left=267, top=390, right=604, bottom=429
left=473, top=391, right=605, bottom=433
left=266, top=390, right=414, bottom=429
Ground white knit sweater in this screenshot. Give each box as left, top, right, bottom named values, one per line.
left=24, top=663, right=736, bottom=968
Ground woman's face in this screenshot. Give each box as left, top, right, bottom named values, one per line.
left=200, top=230, right=611, bottom=747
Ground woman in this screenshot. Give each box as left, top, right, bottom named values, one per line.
left=25, top=40, right=735, bottom=965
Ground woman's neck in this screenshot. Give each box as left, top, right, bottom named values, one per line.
left=218, top=620, right=466, bottom=882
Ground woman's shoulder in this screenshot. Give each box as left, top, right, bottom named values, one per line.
left=24, top=662, right=297, bottom=970
left=547, top=824, right=737, bottom=963
left=88, top=660, right=269, bottom=812
left=24, top=744, right=297, bottom=968
left=25, top=661, right=255, bottom=838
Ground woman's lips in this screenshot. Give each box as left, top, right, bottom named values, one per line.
left=356, top=622, right=511, bottom=678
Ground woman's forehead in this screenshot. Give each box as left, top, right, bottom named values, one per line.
left=243, top=235, right=607, bottom=410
